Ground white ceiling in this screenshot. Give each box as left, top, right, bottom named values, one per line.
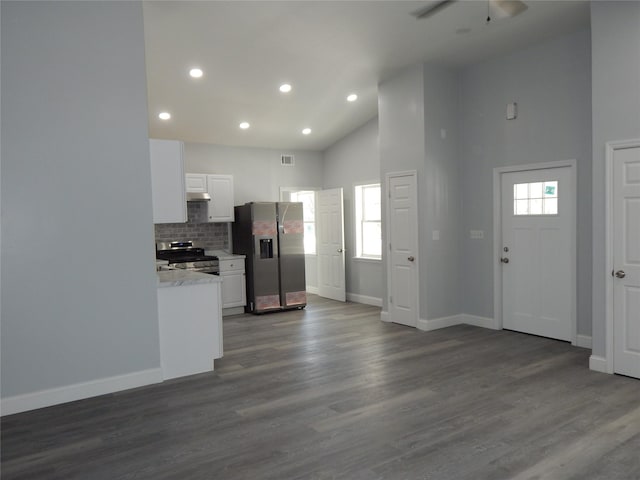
left=143, top=0, right=590, bottom=151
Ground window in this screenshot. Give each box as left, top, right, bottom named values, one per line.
left=355, top=183, right=381, bottom=259
left=290, top=190, right=316, bottom=255
left=513, top=181, right=558, bottom=216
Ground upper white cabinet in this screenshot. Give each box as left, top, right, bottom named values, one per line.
left=185, top=173, right=208, bottom=193
left=150, top=139, right=186, bottom=224
left=185, top=173, right=235, bottom=222
left=207, top=174, right=234, bottom=222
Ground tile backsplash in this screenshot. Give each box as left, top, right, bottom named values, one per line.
left=154, top=202, right=229, bottom=250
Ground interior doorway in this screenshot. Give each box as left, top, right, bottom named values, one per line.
left=280, top=187, right=346, bottom=302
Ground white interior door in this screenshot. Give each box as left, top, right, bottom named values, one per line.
left=317, top=188, right=346, bottom=302
left=387, top=172, right=418, bottom=327
left=612, top=145, right=640, bottom=378
left=500, top=166, right=574, bottom=341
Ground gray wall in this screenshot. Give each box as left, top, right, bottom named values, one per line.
left=184, top=142, right=323, bottom=206
left=1, top=2, right=160, bottom=398
left=591, top=1, right=640, bottom=356
left=323, top=117, right=382, bottom=301
left=458, top=29, right=592, bottom=335
left=378, top=63, right=460, bottom=321
left=422, top=65, right=460, bottom=320
left=378, top=64, right=426, bottom=315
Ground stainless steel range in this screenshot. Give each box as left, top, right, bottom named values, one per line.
left=156, top=241, right=219, bottom=275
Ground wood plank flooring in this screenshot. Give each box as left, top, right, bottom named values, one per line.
left=2, top=295, right=639, bottom=479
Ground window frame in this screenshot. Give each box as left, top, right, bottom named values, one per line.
left=354, top=182, right=382, bottom=261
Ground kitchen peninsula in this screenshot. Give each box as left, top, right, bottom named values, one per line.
left=157, top=269, right=223, bottom=380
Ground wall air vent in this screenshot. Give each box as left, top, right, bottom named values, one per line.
left=281, top=154, right=295, bottom=166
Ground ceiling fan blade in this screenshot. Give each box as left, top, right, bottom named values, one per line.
left=411, top=0, right=456, bottom=20
left=491, top=0, right=528, bottom=19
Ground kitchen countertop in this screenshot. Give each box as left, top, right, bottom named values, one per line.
left=205, top=250, right=246, bottom=260
left=157, top=269, right=223, bottom=288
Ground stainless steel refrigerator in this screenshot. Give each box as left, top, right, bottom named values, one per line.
left=233, top=202, right=306, bottom=313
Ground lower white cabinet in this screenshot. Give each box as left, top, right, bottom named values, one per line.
left=219, top=258, right=246, bottom=308
left=157, top=281, right=223, bottom=380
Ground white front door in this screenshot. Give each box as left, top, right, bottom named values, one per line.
left=612, top=145, right=640, bottom=378
left=500, top=166, right=574, bottom=341
left=386, top=172, right=418, bottom=327
left=316, top=188, right=346, bottom=302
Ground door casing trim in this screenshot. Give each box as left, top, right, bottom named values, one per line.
left=492, top=160, right=577, bottom=344
left=602, top=139, right=640, bottom=374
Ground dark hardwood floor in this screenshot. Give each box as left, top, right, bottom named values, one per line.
left=2, top=295, right=639, bottom=479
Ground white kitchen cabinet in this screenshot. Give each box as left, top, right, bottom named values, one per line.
left=185, top=173, right=235, bottom=222
left=185, top=173, right=208, bottom=193
left=206, top=174, right=234, bottom=222
left=157, top=275, right=223, bottom=381
left=219, top=258, right=246, bottom=309
left=150, top=139, right=186, bottom=224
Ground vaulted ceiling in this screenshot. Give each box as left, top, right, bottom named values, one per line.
left=143, top=1, right=590, bottom=151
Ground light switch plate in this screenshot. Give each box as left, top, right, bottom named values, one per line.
left=470, top=230, right=484, bottom=239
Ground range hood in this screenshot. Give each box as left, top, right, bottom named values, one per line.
left=186, top=192, right=211, bottom=202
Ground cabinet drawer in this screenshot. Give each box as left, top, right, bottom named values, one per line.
left=219, top=258, right=245, bottom=273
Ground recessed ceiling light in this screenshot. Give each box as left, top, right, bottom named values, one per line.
left=302, top=128, right=311, bottom=135
left=158, top=112, right=171, bottom=120
left=239, top=122, right=250, bottom=129
left=347, top=93, right=358, bottom=102
left=189, top=68, right=203, bottom=78
left=279, top=84, right=292, bottom=93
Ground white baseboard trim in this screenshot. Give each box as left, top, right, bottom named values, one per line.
left=306, top=286, right=318, bottom=295
left=576, top=334, right=593, bottom=349
left=222, top=306, right=245, bottom=317
left=1, top=368, right=163, bottom=416
left=418, top=314, right=463, bottom=331
left=417, top=314, right=497, bottom=332
left=346, top=293, right=382, bottom=307
left=460, top=314, right=497, bottom=330
left=380, top=311, right=390, bottom=322
left=589, top=355, right=609, bottom=374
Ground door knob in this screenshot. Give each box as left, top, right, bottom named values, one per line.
left=501, top=258, right=509, bottom=264
left=337, top=248, right=343, bottom=253
left=614, top=270, right=626, bottom=278
left=408, top=256, right=415, bottom=262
